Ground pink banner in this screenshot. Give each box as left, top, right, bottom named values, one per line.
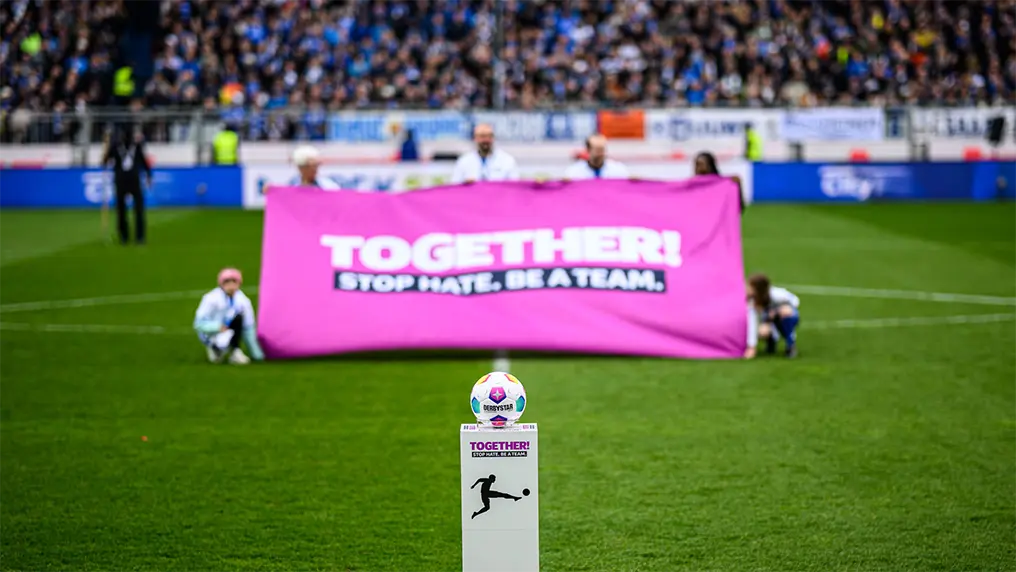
left=257, top=178, right=746, bottom=359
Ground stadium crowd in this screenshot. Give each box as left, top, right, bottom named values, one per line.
left=2, top=0, right=1015, bottom=141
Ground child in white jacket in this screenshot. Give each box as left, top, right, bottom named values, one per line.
left=193, top=267, right=265, bottom=364
left=744, top=273, right=800, bottom=359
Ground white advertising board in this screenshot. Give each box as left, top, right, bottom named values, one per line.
left=461, top=423, right=539, bottom=572
left=644, top=109, right=782, bottom=142
left=909, top=106, right=1016, bottom=139
left=781, top=107, right=886, bottom=141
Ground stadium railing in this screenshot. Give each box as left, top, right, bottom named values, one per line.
left=1, top=105, right=1013, bottom=166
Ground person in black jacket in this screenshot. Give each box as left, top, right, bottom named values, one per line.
left=102, top=128, right=152, bottom=244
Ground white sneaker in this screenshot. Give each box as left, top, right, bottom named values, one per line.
left=206, top=346, right=225, bottom=363
left=228, top=349, right=250, bottom=365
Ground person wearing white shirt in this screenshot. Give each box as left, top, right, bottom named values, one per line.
left=451, top=123, right=520, bottom=184
left=744, top=273, right=800, bottom=359
left=193, top=267, right=265, bottom=364
left=292, top=145, right=342, bottom=190
left=564, top=134, right=630, bottom=180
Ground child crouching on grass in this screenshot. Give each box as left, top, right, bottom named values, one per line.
left=744, top=273, right=800, bottom=359
left=194, top=268, right=264, bottom=364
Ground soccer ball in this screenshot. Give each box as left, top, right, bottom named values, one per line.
left=470, top=371, right=527, bottom=427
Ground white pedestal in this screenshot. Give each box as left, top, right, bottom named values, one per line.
left=461, top=423, right=539, bottom=572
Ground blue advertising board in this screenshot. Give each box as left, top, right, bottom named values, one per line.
left=326, top=114, right=389, bottom=142
left=327, top=111, right=597, bottom=143
left=539, top=111, right=599, bottom=141
left=752, top=161, right=1016, bottom=202
left=467, top=111, right=598, bottom=142
left=327, top=111, right=467, bottom=142
left=3, top=161, right=1012, bottom=208
left=969, top=161, right=1016, bottom=201
left=884, top=108, right=907, bottom=139
left=0, top=167, right=242, bottom=208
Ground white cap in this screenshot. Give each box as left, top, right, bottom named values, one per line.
left=292, top=145, right=321, bottom=167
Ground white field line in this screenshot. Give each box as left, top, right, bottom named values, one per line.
left=492, top=349, right=512, bottom=373
left=0, top=286, right=260, bottom=313
left=2, top=313, right=1012, bottom=337
left=0, top=322, right=185, bottom=335
left=785, top=284, right=1016, bottom=307
left=805, top=313, right=1015, bottom=330
left=0, top=284, right=1011, bottom=315
left=0, top=282, right=1011, bottom=352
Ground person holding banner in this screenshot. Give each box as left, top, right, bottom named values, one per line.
left=292, top=145, right=342, bottom=190
left=745, top=273, right=800, bottom=359
left=451, top=123, right=520, bottom=184
left=695, top=151, right=745, bottom=212
left=563, top=134, right=630, bottom=180
left=193, top=268, right=265, bottom=364
left=693, top=152, right=721, bottom=177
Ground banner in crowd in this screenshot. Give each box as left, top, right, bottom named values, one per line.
left=0, top=167, right=242, bottom=208
left=326, top=111, right=599, bottom=143
left=597, top=110, right=646, bottom=139
left=753, top=160, right=1016, bottom=202
left=780, top=108, right=885, bottom=141
left=644, top=109, right=782, bottom=142
left=241, top=160, right=753, bottom=208
left=327, top=111, right=467, bottom=142
left=324, top=108, right=894, bottom=144
left=469, top=111, right=599, bottom=142
left=256, top=179, right=747, bottom=360
left=907, top=107, right=1016, bottom=139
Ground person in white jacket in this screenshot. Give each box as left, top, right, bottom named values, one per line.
left=450, top=123, right=520, bottom=184
left=563, top=134, right=629, bottom=180
left=193, top=267, right=265, bottom=364
left=292, top=145, right=342, bottom=190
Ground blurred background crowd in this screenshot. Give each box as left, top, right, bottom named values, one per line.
left=2, top=0, right=1015, bottom=142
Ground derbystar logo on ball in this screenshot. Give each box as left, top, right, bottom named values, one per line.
left=470, top=372, right=526, bottom=427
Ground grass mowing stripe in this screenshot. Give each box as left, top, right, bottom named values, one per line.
left=0, top=210, right=195, bottom=267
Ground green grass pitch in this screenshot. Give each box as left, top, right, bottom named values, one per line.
left=1, top=202, right=1013, bottom=571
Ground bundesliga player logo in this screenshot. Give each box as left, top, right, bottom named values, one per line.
left=469, top=474, right=531, bottom=519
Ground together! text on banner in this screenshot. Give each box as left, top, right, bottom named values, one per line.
left=256, top=179, right=747, bottom=360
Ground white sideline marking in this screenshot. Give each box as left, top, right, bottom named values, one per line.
left=807, top=313, right=1015, bottom=330
left=0, top=284, right=1009, bottom=315
left=0, top=290, right=207, bottom=313
left=492, top=349, right=512, bottom=373
left=0, top=286, right=260, bottom=313
left=786, top=284, right=1016, bottom=307
left=0, top=322, right=182, bottom=334
left=2, top=313, right=1012, bottom=337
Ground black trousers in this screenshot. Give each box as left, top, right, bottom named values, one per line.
left=115, top=179, right=146, bottom=244
left=225, top=315, right=244, bottom=350
left=204, top=315, right=244, bottom=362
